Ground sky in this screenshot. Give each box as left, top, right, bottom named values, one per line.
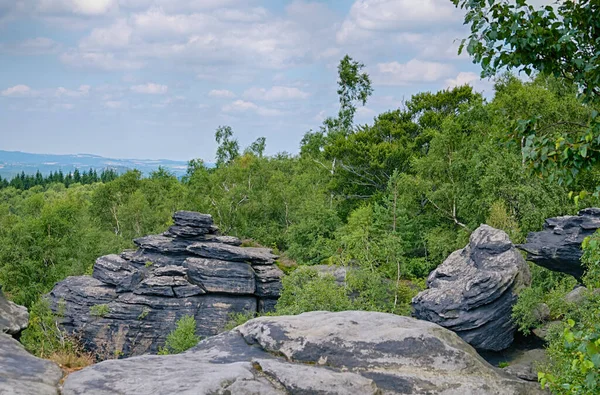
left=0, top=0, right=531, bottom=161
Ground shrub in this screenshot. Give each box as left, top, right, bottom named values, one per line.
left=89, top=304, right=110, bottom=317
left=222, top=311, right=257, bottom=332
left=158, top=315, right=201, bottom=355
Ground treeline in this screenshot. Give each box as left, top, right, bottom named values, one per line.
left=0, top=168, right=120, bottom=190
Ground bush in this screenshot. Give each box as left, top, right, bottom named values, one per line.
left=222, top=311, right=257, bottom=332
left=276, top=267, right=352, bottom=315
left=158, top=315, right=201, bottom=355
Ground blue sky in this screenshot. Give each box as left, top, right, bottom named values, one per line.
left=0, top=0, right=502, bottom=161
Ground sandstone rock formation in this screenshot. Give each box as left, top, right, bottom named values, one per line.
left=412, top=225, right=531, bottom=351
left=48, top=211, right=283, bottom=358
left=0, top=285, right=29, bottom=337
left=0, top=287, right=62, bottom=395
left=519, top=208, right=600, bottom=279
left=62, top=311, right=545, bottom=395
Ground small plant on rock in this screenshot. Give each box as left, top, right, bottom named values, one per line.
left=158, top=315, right=201, bottom=355
left=89, top=304, right=110, bottom=317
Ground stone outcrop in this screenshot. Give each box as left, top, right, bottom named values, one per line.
left=0, top=285, right=29, bottom=337
left=47, top=211, right=283, bottom=358
left=0, top=287, right=62, bottom=395
left=412, top=225, right=531, bottom=351
left=62, top=311, right=545, bottom=395
left=519, top=208, right=600, bottom=279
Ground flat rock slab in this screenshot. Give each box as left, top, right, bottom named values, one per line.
left=412, top=225, right=531, bottom=351
left=187, top=242, right=278, bottom=264
left=62, top=311, right=546, bottom=395
left=0, top=333, right=62, bottom=395
left=185, top=258, right=256, bottom=294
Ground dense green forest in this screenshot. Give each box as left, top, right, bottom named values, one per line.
left=2, top=0, right=600, bottom=392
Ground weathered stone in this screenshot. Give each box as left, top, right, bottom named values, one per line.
left=49, top=211, right=283, bottom=358
left=533, top=303, right=551, bottom=323
left=519, top=208, right=600, bottom=279
left=187, top=242, right=278, bottom=264
left=63, top=311, right=545, bottom=395
left=312, top=264, right=348, bottom=285
left=0, top=333, right=63, bottom=395
left=49, top=275, right=257, bottom=356
left=133, top=276, right=190, bottom=297
left=503, top=349, right=548, bottom=382
left=185, top=258, right=255, bottom=294
left=173, top=211, right=214, bottom=227
left=152, top=265, right=187, bottom=277
left=253, top=264, right=284, bottom=298
left=166, top=224, right=219, bottom=238
left=565, top=286, right=588, bottom=304
left=258, top=298, right=278, bottom=313
left=93, top=254, right=143, bottom=292
left=0, top=287, right=29, bottom=337
left=533, top=320, right=563, bottom=342
left=412, top=225, right=531, bottom=351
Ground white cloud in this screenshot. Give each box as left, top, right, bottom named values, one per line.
left=374, top=59, right=454, bottom=86
left=0, top=37, right=60, bottom=54
left=338, top=0, right=460, bottom=44
left=80, top=19, right=132, bottom=49
left=55, top=85, right=91, bottom=98
left=60, top=51, right=143, bottom=70
left=36, top=0, right=118, bottom=16
left=1, top=85, right=35, bottom=97
left=445, top=71, right=494, bottom=93
left=209, top=89, right=236, bottom=99
left=222, top=99, right=282, bottom=117
left=104, top=100, right=126, bottom=109
left=244, top=86, right=309, bottom=101
left=131, top=83, right=168, bottom=94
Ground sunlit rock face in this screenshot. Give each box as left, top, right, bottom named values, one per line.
left=47, top=211, right=283, bottom=358
left=412, top=225, right=531, bottom=351
left=62, top=311, right=546, bottom=395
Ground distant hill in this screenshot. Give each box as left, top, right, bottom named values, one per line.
left=0, top=150, right=192, bottom=179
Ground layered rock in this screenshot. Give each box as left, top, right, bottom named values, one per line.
left=519, top=208, right=600, bottom=279
left=412, top=225, right=531, bottom=351
left=62, top=311, right=545, bottom=395
left=48, top=211, right=283, bottom=358
left=0, top=287, right=62, bottom=395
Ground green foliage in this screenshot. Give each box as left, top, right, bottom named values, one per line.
left=275, top=266, right=419, bottom=316
left=276, top=267, right=352, bottom=315
left=215, top=125, right=240, bottom=167
left=20, top=298, right=77, bottom=358
left=90, top=304, right=110, bottom=317
left=453, top=0, right=600, bottom=193
left=537, top=233, right=600, bottom=393
left=222, top=311, right=257, bottom=332
left=158, top=315, right=201, bottom=355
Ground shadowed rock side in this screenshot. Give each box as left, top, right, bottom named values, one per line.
left=518, top=208, right=600, bottom=279
left=412, top=225, right=531, bottom=351
left=62, top=311, right=546, bottom=395
left=0, top=287, right=62, bottom=395
left=47, top=211, right=283, bottom=358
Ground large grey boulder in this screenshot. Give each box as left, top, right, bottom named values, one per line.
left=0, top=286, right=29, bottom=337
left=47, top=211, right=283, bottom=358
left=412, top=225, right=531, bottom=351
left=0, top=334, right=63, bottom=395
left=519, top=208, right=600, bottom=279
left=0, top=287, right=62, bottom=395
left=62, top=311, right=545, bottom=395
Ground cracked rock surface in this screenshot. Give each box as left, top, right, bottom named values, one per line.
left=412, top=225, right=531, bottom=351
left=47, top=211, right=283, bottom=358
left=62, top=311, right=546, bottom=395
